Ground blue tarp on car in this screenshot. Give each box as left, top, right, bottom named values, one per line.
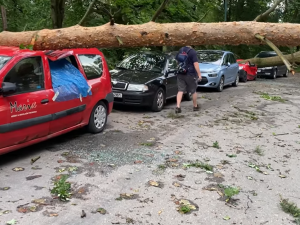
left=49, top=58, right=92, bottom=102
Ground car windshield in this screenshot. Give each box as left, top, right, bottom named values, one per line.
left=197, top=52, right=223, bottom=65
left=255, top=52, right=276, bottom=58
left=0, top=56, right=11, bottom=70
left=117, top=53, right=166, bottom=73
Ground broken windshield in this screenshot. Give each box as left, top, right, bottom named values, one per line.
left=0, top=56, right=11, bottom=70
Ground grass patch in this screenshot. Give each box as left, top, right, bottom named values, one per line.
left=212, top=141, right=220, bottom=149
left=140, top=142, right=154, bottom=147
left=184, top=160, right=213, bottom=172
left=167, top=112, right=185, bottom=119
left=158, top=164, right=167, bottom=170
left=50, top=175, right=71, bottom=201
left=298, top=125, right=300, bottom=128
left=178, top=205, right=191, bottom=214
left=260, top=93, right=285, bottom=102
left=280, top=198, right=300, bottom=224
left=254, top=146, right=264, bottom=156
left=224, top=186, right=240, bottom=201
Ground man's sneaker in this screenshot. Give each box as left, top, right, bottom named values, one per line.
left=193, top=105, right=200, bottom=111
left=175, top=107, right=182, bottom=114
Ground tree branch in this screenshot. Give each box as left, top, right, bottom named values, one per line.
left=197, top=10, right=210, bottom=22
left=255, top=33, right=294, bottom=74
left=151, top=0, right=170, bottom=22
left=78, top=0, right=97, bottom=26
left=254, top=0, right=282, bottom=22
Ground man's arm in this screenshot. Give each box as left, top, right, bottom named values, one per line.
left=193, top=62, right=202, bottom=80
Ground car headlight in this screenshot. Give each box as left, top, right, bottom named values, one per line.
left=127, top=84, right=149, bottom=92
left=239, top=66, right=243, bottom=69
left=208, top=73, right=218, bottom=77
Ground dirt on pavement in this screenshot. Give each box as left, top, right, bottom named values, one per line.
left=0, top=75, right=300, bottom=225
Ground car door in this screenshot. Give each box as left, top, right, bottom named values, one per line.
left=166, top=56, right=179, bottom=98
left=222, top=54, right=231, bottom=84
left=45, top=51, right=89, bottom=134
left=0, top=55, right=52, bottom=149
left=230, top=54, right=239, bottom=81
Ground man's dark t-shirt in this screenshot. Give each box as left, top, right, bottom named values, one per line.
left=176, top=47, right=199, bottom=76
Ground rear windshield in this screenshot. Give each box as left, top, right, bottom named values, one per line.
left=0, top=56, right=11, bottom=70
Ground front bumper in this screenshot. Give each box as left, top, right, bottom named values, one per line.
left=197, top=75, right=220, bottom=88
left=112, top=90, right=155, bottom=106
left=257, top=68, right=273, bottom=76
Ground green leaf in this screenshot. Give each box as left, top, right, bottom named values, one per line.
left=223, top=216, right=230, bottom=220
left=6, top=219, right=17, bottom=225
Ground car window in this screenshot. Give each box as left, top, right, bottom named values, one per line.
left=197, top=52, right=223, bottom=65
left=230, top=54, right=236, bottom=63
left=223, top=54, right=229, bottom=65
left=3, top=56, right=45, bottom=94
left=255, top=52, right=276, bottom=58
left=168, top=57, right=177, bottom=70
left=0, top=56, right=11, bottom=70
left=78, top=54, right=103, bottom=80
left=117, top=53, right=166, bottom=73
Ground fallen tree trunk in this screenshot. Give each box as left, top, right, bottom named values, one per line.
left=0, top=21, right=300, bottom=50
left=240, top=51, right=300, bottom=67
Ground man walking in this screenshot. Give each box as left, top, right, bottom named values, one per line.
left=175, top=46, right=202, bottom=113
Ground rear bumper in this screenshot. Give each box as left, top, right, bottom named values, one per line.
left=112, top=90, right=155, bottom=106
left=257, top=69, right=273, bottom=76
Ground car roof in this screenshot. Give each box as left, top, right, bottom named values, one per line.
left=0, top=46, right=100, bottom=57
left=257, top=51, right=288, bottom=55
left=196, top=50, right=229, bottom=54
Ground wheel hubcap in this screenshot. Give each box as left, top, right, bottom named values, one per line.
left=157, top=91, right=164, bottom=108
left=94, top=105, right=106, bottom=129
left=220, top=79, right=224, bottom=90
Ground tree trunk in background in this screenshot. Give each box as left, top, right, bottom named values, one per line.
left=51, top=0, right=66, bottom=29
left=0, top=6, right=7, bottom=31
left=241, top=51, right=300, bottom=67
left=0, top=22, right=300, bottom=50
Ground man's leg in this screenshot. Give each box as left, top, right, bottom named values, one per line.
left=177, top=91, right=184, bottom=108
left=176, top=75, right=186, bottom=113
left=187, top=76, right=199, bottom=110
left=192, top=92, right=198, bottom=107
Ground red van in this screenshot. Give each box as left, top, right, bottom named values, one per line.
left=0, top=47, right=113, bottom=155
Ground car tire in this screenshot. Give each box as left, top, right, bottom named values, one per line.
left=271, top=69, right=277, bottom=79
left=232, top=73, right=239, bottom=87
left=241, top=72, right=247, bottom=82
left=216, top=76, right=224, bottom=92
left=283, top=69, right=289, bottom=77
left=152, top=88, right=165, bottom=112
left=184, top=92, right=192, bottom=101
left=88, top=101, right=107, bottom=133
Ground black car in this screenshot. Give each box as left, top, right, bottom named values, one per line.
left=255, top=51, right=289, bottom=79
left=109, top=51, right=192, bottom=112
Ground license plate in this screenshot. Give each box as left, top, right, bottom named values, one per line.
left=113, top=93, right=122, bottom=98
left=257, top=70, right=261, bottom=72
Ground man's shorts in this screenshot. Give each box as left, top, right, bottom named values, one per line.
left=177, top=74, right=198, bottom=94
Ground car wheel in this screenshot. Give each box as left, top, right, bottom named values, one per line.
left=283, top=69, right=289, bottom=77
left=184, top=92, right=192, bottom=101
left=88, top=101, right=107, bottom=133
left=271, top=69, right=277, bottom=79
left=241, top=72, right=247, bottom=82
left=232, top=74, right=239, bottom=87
left=152, top=88, right=165, bottom=112
left=216, top=76, right=224, bottom=92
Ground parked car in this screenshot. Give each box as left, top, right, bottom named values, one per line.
left=196, top=50, right=239, bottom=92
left=236, top=59, right=258, bottom=82
left=0, top=47, right=113, bottom=155
left=110, top=51, right=191, bottom=112
left=255, top=51, right=289, bottom=79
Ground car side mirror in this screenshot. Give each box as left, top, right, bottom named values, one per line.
left=0, top=82, right=17, bottom=95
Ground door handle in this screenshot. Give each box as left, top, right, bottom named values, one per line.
left=41, top=99, right=49, bottom=104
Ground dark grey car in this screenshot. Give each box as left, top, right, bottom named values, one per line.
left=255, top=51, right=289, bottom=79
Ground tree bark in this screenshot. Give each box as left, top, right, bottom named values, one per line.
left=51, top=0, right=66, bottom=29
left=0, top=21, right=300, bottom=50
left=254, top=0, right=282, bottom=22
left=151, top=0, right=170, bottom=22
left=0, top=5, right=7, bottom=31
left=240, top=51, right=300, bottom=67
